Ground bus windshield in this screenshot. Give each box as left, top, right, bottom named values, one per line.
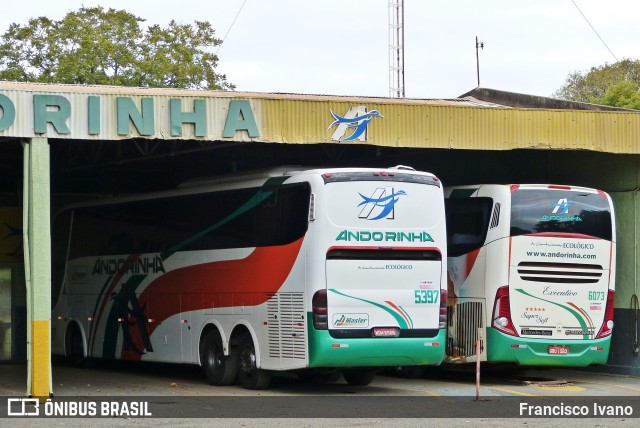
left=510, top=189, right=612, bottom=240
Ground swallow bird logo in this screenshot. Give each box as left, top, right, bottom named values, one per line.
left=358, top=187, right=407, bottom=220
left=551, top=198, right=574, bottom=215
left=328, top=106, right=383, bottom=142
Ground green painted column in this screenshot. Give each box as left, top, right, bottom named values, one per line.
left=23, top=137, right=52, bottom=398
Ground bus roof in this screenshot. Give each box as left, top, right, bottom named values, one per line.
left=57, top=166, right=438, bottom=213
left=445, top=184, right=607, bottom=198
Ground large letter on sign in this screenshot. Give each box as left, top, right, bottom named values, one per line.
left=33, top=95, right=71, bottom=134
left=223, top=100, right=259, bottom=138
left=0, top=94, right=15, bottom=131
left=117, top=97, right=155, bottom=136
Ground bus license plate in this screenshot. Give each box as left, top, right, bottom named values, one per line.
left=548, top=345, right=569, bottom=355
left=373, top=327, right=399, bottom=338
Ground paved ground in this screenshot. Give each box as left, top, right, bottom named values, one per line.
left=0, top=361, right=638, bottom=427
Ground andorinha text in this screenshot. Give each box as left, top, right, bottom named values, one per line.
left=335, top=230, right=434, bottom=242
left=0, top=94, right=258, bottom=138
left=92, top=256, right=165, bottom=275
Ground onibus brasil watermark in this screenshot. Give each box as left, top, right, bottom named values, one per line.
left=7, top=398, right=152, bottom=417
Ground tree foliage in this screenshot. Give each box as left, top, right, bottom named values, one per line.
left=0, top=6, right=234, bottom=90
left=554, top=59, right=640, bottom=109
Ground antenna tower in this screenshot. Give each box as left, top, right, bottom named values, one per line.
left=389, top=0, right=405, bottom=97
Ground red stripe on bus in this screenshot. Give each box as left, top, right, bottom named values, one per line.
left=90, top=253, right=142, bottom=355
left=120, top=238, right=304, bottom=360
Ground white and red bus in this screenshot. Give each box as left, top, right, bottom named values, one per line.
left=445, top=184, right=616, bottom=366
left=51, top=167, right=447, bottom=388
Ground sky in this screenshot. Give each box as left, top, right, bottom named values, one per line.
left=1, top=1, right=638, bottom=99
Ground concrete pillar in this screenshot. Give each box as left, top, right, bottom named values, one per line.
left=22, top=137, right=52, bottom=398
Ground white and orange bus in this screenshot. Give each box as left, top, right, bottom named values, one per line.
left=445, top=184, right=616, bottom=367
left=51, top=166, right=447, bottom=388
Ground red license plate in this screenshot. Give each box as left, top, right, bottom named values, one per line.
left=548, top=345, right=569, bottom=355
left=373, top=327, right=399, bottom=337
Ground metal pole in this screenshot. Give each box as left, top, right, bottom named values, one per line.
left=476, top=36, right=480, bottom=87
left=396, top=4, right=401, bottom=97
left=401, top=0, right=405, bottom=97
left=475, top=339, right=481, bottom=400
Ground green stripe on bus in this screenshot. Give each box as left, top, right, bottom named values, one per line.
left=515, top=288, right=590, bottom=339
left=328, top=289, right=409, bottom=329
left=307, top=317, right=446, bottom=367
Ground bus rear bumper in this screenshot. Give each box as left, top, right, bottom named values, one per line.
left=486, top=328, right=611, bottom=366
left=308, top=329, right=446, bottom=368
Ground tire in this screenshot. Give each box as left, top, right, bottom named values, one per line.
left=237, top=334, right=271, bottom=390
left=65, top=323, right=86, bottom=368
left=343, top=369, right=376, bottom=386
left=201, top=330, right=237, bottom=386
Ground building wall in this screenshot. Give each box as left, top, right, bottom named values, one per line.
left=549, top=152, right=639, bottom=373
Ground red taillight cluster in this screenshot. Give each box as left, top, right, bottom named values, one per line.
left=439, top=289, right=447, bottom=329
left=312, top=289, right=328, bottom=330
left=596, top=290, right=615, bottom=339
left=491, top=286, right=518, bottom=337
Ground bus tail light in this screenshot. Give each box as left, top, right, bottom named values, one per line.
left=491, top=286, right=518, bottom=337
left=439, top=289, right=447, bottom=329
left=596, top=290, right=615, bottom=339
left=312, top=289, right=328, bottom=330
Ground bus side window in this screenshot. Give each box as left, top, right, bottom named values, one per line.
left=254, top=183, right=310, bottom=247
left=445, top=197, right=493, bottom=257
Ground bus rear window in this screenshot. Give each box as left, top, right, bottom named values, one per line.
left=445, top=197, right=493, bottom=257
left=510, top=190, right=612, bottom=240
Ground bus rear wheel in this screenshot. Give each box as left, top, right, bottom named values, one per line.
left=201, top=330, right=237, bottom=386
left=343, top=369, right=375, bottom=386
left=237, top=334, right=271, bottom=390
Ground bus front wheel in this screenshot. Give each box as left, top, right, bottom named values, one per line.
left=201, top=330, right=237, bottom=386
left=65, top=323, right=86, bottom=368
left=343, top=369, right=375, bottom=386
left=237, top=334, right=271, bottom=390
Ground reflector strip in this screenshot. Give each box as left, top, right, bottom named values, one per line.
left=331, top=344, right=349, bottom=348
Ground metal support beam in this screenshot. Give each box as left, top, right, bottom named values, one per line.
left=22, top=137, right=52, bottom=398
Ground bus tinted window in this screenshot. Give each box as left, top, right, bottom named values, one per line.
left=445, top=197, right=493, bottom=257
left=51, top=210, right=72, bottom=306
left=69, top=183, right=310, bottom=259
left=510, top=190, right=612, bottom=240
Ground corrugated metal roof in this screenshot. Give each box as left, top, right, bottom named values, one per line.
left=1, top=81, right=640, bottom=153
left=0, top=81, right=487, bottom=106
